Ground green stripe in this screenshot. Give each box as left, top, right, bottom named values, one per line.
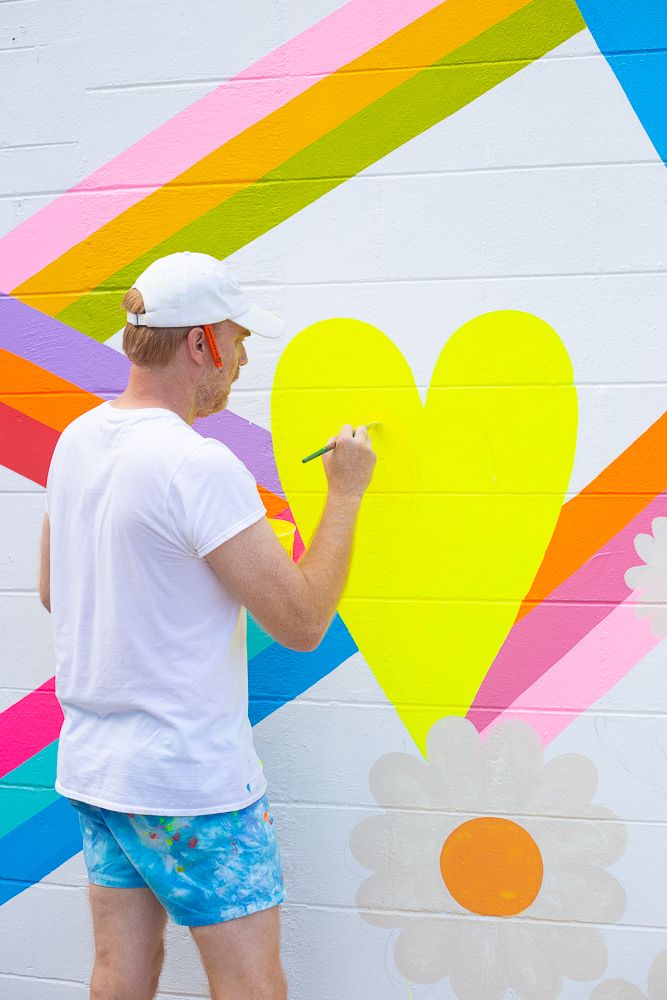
left=57, top=0, right=584, bottom=341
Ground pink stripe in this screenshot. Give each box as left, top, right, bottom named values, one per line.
left=0, top=0, right=444, bottom=293
left=479, top=595, right=660, bottom=746
left=0, top=678, right=62, bottom=779
left=467, top=491, right=667, bottom=732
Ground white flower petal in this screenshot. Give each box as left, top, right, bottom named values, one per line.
left=502, top=922, right=562, bottom=999
left=530, top=864, right=625, bottom=923
left=448, top=920, right=510, bottom=1000
left=634, top=531, right=657, bottom=564
left=355, top=851, right=456, bottom=919
left=651, top=516, right=667, bottom=542
left=630, top=602, right=667, bottom=638
left=591, top=980, right=646, bottom=1000
left=349, top=809, right=455, bottom=870
left=425, top=716, right=486, bottom=811
left=625, top=563, right=663, bottom=591
left=537, top=922, right=608, bottom=981
left=528, top=809, right=627, bottom=868
left=649, top=950, right=667, bottom=1000
left=481, top=721, right=544, bottom=812
left=393, top=916, right=458, bottom=984
left=369, top=751, right=441, bottom=809
left=523, top=753, right=598, bottom=814
left=355, top=872, right=411, bottom=928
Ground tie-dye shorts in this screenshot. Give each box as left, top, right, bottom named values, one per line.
left=66, top=790, right=287, bottom=926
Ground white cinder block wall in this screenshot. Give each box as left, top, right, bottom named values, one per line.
left=1, top=0, right=666, bottom=997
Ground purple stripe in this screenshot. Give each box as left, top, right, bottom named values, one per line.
left=0, top=294, right=283, bottom=495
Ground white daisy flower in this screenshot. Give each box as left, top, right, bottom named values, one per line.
left=591, top=950, right=667, bottom=999
left=349, top=716, right=627, bottom=1000
left=624, top=516, right=667, bottom=637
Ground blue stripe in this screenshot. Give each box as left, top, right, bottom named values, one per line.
left=0, top=798, right=81, bottom=906
left=576, top=0, right=667, bottom=162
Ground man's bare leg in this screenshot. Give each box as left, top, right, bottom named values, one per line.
left=87, top=883, right=168, bottom=1000
left=189, top=903, right=287, bottom=1000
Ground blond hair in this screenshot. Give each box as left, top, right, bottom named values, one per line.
left=120, top=287, right=194, bottom=368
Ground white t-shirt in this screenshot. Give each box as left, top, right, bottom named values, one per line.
left=46, top=400, right=268, bottom=815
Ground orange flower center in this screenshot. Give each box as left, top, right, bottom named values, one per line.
left=439, top=817, right=543, bottom=917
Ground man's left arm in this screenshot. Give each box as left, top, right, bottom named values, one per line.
left=39, top=512, right=51, bottom=613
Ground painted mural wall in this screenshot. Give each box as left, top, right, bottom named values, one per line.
left=1, top=0, right=665, bottom=997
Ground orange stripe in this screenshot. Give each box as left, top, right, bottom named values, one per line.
left=0, top=351, right=289, bottom=512
left=517, top=412, right=667, bottom=617
left=0, top=350, right=98, bottom=429
left=12, top=0, right=531, bottom=316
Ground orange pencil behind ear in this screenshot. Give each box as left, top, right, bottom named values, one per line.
left=202, top=323, right=224, bottom=369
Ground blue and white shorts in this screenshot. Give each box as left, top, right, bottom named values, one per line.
left=66, top=791, right=286, bottom=926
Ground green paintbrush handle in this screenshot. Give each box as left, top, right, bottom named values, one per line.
left=301, top=422, right=380, bottom=463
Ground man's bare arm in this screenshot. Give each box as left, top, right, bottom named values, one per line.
left=205, top=424, right=376, bottom=651
left=39, top=511, right=51, bottom=612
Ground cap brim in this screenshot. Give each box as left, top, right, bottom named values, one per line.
left=232, top=301, right=285, bottom=339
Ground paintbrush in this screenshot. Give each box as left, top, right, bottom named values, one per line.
left=302, top=422, right=381, bottom=463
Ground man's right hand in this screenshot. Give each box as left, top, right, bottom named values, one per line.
left=321, top=424, right=377, bottom=500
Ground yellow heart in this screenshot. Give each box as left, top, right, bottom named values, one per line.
left=271, top=311, right=577, bottom=755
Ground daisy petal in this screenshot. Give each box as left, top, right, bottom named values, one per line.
left=531, top=865, right=626, bottom=923
left=449, top=920, right=510, bottom=1000
left=523, top=753, right=598, bottom=814
left=591, top=980, right=646, bottom=1000
left=538, top=922, right=608, bottom=981
left=502, top=922, right=562, bottom=999
left=529, top=809, right=627, bottom=868
left=426, top=716, right=486, bottom=811
left=393, top=916, right=457, bottom=984
left=482, top=721, right=544, bottom=812
left=349, top=809, right=456, bottom=870
left=369, top=751, right=439, bottom=809
left=634, top=531, right=656, bottom=563
left=649, top=950, right=667, bottom=1000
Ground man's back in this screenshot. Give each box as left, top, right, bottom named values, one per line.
left=47, top=400, right=268, bottom=815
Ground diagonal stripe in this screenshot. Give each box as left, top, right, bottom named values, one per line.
left=0, top=798, right=82, bottom=906
left=0, top=0, right=449, bottom=292
left=575, top=0, right=667, bottom=164
left=12, top=0, right=536, bottom=317
left=0, top=402, right=59, bottom=487
left=0, top=349, right=100, bottom=429
left=0, top=294, right=286, bottom=496
left=24, top=0, right=584, bottom=339
left=0, top=679, right=60, bottom=782
left=516, top=412, right=667, bottom=618
left=467, top=490, right=667, bottom=731
left=478, top=596, right=663, bottom=745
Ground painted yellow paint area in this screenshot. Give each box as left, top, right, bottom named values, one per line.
left=271, top=313, right=577, bottom=754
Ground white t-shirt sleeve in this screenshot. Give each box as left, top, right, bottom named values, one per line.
left=167, top=439, right=267, bottom=558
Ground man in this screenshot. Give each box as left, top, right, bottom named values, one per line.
left=38, top=250, right=376, bottom=1000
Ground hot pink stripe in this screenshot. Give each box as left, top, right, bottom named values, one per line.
left=479, top=595, right=660, bottom=746
left=0, top=678, right=62, bottom=779
left=467, top=491, right=667, bottom=732
left=0, top=0, right=445, bottom=293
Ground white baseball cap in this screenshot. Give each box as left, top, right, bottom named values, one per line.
left=125, top=251, right=285, bottom=338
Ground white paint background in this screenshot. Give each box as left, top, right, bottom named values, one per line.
left=1, top=1, right=666, bottom=996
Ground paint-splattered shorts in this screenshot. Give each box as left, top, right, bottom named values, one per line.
left=66, top=791, right=287, bottom=926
